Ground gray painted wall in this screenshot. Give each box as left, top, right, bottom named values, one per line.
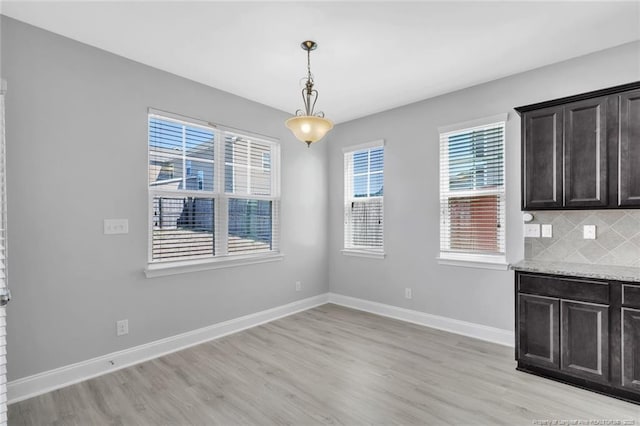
left=1, top=17, right=329, bottom=381
left=327, top=41, right=640, bottom=332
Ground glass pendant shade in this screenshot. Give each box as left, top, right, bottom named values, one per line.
left=285, top=115, right=334, bottom=146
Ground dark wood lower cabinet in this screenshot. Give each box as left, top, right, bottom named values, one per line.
left=622, top=308, right=640, bottom=391
left=515, top=271, right=640, bottom=404
left=560, top=300, right=608, bottom=382
left=518, top=294, right=559, bottom=369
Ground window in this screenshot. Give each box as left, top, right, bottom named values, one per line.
left=343, top=140, right=384, bottom=257
left=262, top=152, right=271, bottom=172
left=224, top=132, right=278, bottom=255
left=148, top=112, right=280, bottom=269
left=439, top=115, right=506, bottom=267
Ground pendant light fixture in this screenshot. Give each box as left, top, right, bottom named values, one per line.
left=285, top=40, right=333, bottom=147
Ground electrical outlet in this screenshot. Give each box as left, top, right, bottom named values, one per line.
left=295, top=281, right=301, bottom=291
left=541, top=224, right=553, bottom=238
left=524, top=223, right=541, bottom=238
left=583, top=225, right=597, bottom=240
left=104, top=219, right=129, bottom=235
left=405, top=288, right=412, bottom=299
left=116, top=319, right=129, bottom=336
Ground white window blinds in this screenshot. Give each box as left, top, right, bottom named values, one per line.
left=439, top=119, right=506, bottom=260
left=148, top=113, right=280, bottom=264
left=344, top=141, right=384, bottom=253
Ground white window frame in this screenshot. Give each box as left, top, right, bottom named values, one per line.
left=437, top=113, right=508, bottom=270
left=145, top=109, right=282, bottom=278
left=342, top=139, right=385, bottom=259
left=0, top=80, right=8, bottom=421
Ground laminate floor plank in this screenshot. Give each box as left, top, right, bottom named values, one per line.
left=8, top=304, right=640, bottom=425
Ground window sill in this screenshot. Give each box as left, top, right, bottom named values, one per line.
left=341, top=249, right=386, bottom=259
left=437, top=254, right=509, bottom=271
left=145, top=253, right=284, bottom=278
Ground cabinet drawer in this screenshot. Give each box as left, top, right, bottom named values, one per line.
left=518, top=273, right=609, bottom=304
left=623, top=284, right=640, bottom=308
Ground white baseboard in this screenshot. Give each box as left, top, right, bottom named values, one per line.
left=8, top=292, right=513, bottom=404
left=7, top=294, right=329, bottom=404
left=328, top=293, right=514, bottom=347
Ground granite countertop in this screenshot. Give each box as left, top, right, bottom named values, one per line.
left=511, top=260, right=640, bottom=283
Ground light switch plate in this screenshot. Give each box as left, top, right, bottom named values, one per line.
left=104, top=219, right=129, bottom=235
left=583, top=225, right=597, bottom=240
left=524, top=224, right=541, bottom=238
left=541, top=224, right=553, bottom=238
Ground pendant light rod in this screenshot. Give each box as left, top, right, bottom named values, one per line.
left=300, top=40, right=321, bottom=118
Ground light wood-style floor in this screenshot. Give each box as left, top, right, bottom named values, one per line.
left=9, top=304, right=640, bottom=425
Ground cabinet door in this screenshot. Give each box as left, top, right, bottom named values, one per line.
left=563, top=97, right=608, bottom=207
left=518, top=294, right=560, bottom=368
left=522, top=107, right=563, bottom=210
left=619, top=89, right=640, bottom=207
left=622, top=308, right=640, bottom=392
left=561, top=300, right=609, bottom=382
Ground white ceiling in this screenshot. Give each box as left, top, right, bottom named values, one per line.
left=2, top=1, right=639, bottom=123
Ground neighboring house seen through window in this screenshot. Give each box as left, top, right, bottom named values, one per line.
left=148, top=113, right=280, bottom=266
left=343, top=140, right=385, bottom=256
left=438, top=116, right=506, bottom=267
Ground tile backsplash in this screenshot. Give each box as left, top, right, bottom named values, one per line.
left=524, top=210, right=640, bottom=267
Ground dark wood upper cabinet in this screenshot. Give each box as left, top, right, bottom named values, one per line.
left=516, top=82, right=640, bottom=210
left=563, top=97, right=608, bottom=207
left=619, top=89, right=640, bottom=207
left=522, top=107, right=563, bottom=209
